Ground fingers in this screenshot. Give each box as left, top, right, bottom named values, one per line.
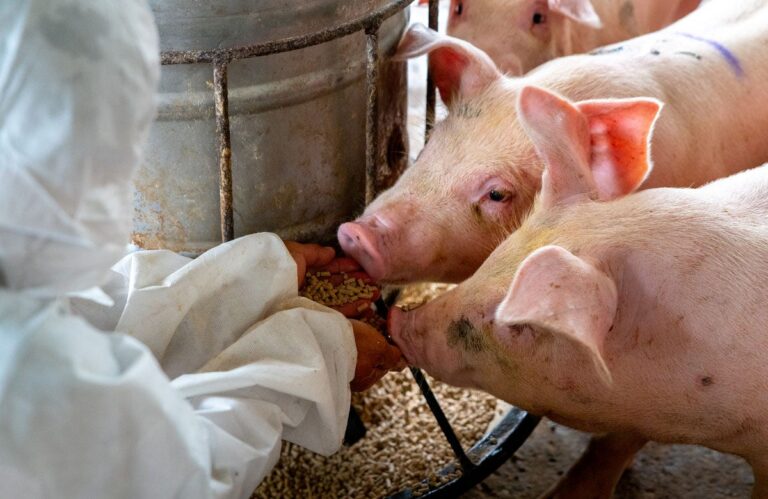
left=316, top=257, right=362, bottom=274
left=285, top=241, right=336, bottom=288
left=351, top=369, right=385, bottom=392
left=335, top=299, right=370, bottom=319
left=307, top=262, right=378, bottom=317
left=381, top=343, right=406, bottom=371
left=349, top=320, right=405, bottom=391
left=304, top=245, right=336, bottom=269
left=286, top=241, right=336, bottom=269
left=331, top=289, right=381, bottom=317
left=350, top=318, right=379, bottom=337
left=344, top=271, right=374, bottom=284
left=351, top=359, right=404, bottom=392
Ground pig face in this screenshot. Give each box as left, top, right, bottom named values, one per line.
left=339, top=25, right=659, bottom=284
left=339, top=82, right=542, bottom=283
left=446, top=0, right=602, bottom=75
left=389, top=83, right=660, bottom=404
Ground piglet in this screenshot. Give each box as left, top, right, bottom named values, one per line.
left=388, top=85, right=768, bottom=497
left=445, top=0, right=701, bottom=74
left=339, top=0, right=768, bottom=284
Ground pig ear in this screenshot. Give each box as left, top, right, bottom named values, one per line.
left=576, top=97, right=663, bottom=200
left=548, top=0, right=602, bottom=29
left=392, top=23, right=502, bottom=105
left=495, top=245, right=618, bottom=385
left=517, top=85, right=662, bottom=207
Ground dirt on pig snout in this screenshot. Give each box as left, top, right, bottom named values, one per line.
left=253, top=283, right=502, bottom=499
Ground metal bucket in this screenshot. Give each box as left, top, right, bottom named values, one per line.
left=133, top=0, right=409, bottom=253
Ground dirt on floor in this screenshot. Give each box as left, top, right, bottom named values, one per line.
left=464, top=420, right=754, bottom=498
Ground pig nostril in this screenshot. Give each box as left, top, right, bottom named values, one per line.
left=339, top=226, right=367, bottom=255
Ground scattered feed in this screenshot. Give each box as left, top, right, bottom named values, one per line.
left=253, top=282, right=501, bottom=499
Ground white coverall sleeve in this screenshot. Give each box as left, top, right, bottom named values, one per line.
left=1, top=234, right=357, bottom=499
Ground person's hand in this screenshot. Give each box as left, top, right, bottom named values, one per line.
left=283, top=241, right=336, bottom=287
left=350, top=319, right=405, bottom=392
left=312, top=257, right=381, bottom=318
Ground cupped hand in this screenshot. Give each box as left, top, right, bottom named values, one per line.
left=311, top=257, right=381, bottom=318
left=284, top=241, right=336, bottom=287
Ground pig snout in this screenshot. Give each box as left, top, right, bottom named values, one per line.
left=337, top=221, right=388, bottom=282
left=338, top=201, right=482, bottom=283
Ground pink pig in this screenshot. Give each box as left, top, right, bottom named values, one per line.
left=339, top=0, right=768, bottom=284
left=388, top=85, right=768, bottom=498
left=445, top=0, right=701, bottom=74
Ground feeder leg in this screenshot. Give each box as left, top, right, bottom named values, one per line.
left=424, top=0, right=439, bottom=142
left=213, top=59, right=234, bottom=243
left=343, top=406, right=367, bottom=446
left=364, top=26, right=380, bottom=205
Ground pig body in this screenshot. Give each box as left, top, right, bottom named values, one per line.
left=396, top=166, right=768, bottom=440
left=389, top=85, right=768, bottom=496
left=340, top=0, right=768, bottom=284
left=447, top=0, right=702, bottom=74
left=394, top=167, right=768, bottom=496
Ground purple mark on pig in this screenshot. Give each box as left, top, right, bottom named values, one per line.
left=674, top=32, right=744, bottom=77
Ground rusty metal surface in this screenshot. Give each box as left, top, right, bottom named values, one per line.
left=213, top=60, right=234, bottom=243
left=159, top=0, right=413, bottom=65
left=133, top=0, right=409, bottom=253
left=365, top=27, right=381, bottom=205
left=424, top=0, right=439, bottom=142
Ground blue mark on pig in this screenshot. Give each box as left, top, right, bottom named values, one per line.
left=674, top=32, right=744, bottom=78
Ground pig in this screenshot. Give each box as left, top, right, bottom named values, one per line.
left=445, top=0, right=702, bottom=74
left=388, top=84, right=768, bottom=498
left=338, top=0, right=768, bottom=284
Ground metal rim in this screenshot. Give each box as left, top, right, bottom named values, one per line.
left=387, top=407, right=540, bottom=498
left=158, top=0, right=540, bottom=495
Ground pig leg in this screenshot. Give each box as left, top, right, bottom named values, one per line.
left=538, top=432, right=647, bottom=499
left=751, top=462, right=768, bottom=499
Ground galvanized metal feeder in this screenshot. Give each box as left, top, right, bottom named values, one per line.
left=135, top=0, right=540, bottom=496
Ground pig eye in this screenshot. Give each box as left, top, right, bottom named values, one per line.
left=455, top=1, right=463, bottom=15
left=532, top=12, right=546, bottom=25
left=488, top=189, right=508, bottom=202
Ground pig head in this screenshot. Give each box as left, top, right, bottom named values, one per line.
left=446, top=0, right=602, bottom=74
left=339, top=25, right=660, bottom=284
left=388, top=84, right=658, bottom=412
left=444, top=0, right=701, bottom=75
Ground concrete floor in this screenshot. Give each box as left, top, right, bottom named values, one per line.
left=463, top=420, right=754, bottom=498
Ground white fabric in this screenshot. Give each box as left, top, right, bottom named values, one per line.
left=0, top=234, right=356, bottom=499
left=0, top=1, right=357, bottom=498
left=0, top=0, right=159, bottom=297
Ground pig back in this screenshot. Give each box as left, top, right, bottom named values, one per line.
left=526, top=1, right=768, bottom=193
left=533, top=175, right=768, bottom=447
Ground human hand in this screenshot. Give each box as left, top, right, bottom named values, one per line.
left=349, top=319, right=406, bottom=392
left=307, top=257, right=381, bottom=318
left=283, top=241, right=336, bottom=287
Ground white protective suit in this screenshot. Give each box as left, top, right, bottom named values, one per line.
left=0, top=1, right=356, bottom=498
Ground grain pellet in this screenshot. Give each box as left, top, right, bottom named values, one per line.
left=301, top=271, right=379, bottom=308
